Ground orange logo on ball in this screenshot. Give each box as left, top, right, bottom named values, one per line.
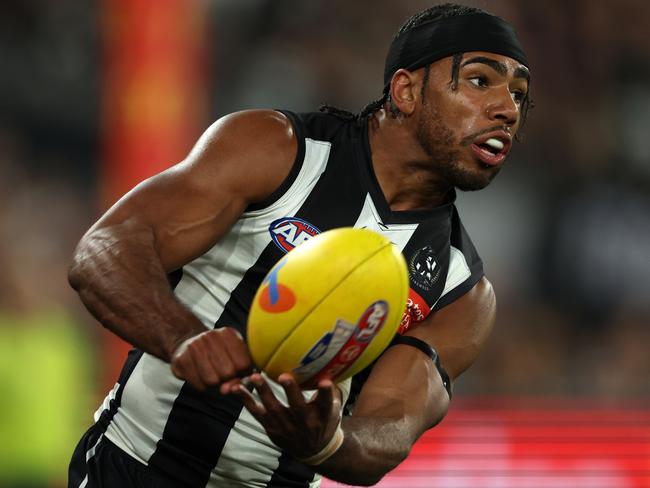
left=259, top=284, right=296, bottom=313
left=259, top=261, right=296, bottom=313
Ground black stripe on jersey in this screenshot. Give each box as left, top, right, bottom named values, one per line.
left=267, top=452, right=315, bottom=488
left=69, top=348, right=145, bottom=483
left=96, top=348, right=145, bottom=431
left=400, top=212, right=453, bottom=308
left=147, top=124, right=368, bottom=487
left=167, top=268, right=183, bottom=289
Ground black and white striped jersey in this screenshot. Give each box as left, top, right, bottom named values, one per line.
left=92, top=110, right=484, bottom=487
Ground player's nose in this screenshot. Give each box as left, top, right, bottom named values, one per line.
left=486, top=88, right=519, bottom=127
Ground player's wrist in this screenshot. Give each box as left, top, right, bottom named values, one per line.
left=166, top=326, right=205, bottom=362
left=296, top=422, right=345, bottom=466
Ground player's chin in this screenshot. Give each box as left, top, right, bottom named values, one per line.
left=451, top=160, right=501, bottom=192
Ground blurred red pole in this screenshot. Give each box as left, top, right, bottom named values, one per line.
left=99, top=0, right=209, bottom=389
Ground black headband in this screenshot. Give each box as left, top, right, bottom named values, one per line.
left=384, top=13, right=528, bottom=94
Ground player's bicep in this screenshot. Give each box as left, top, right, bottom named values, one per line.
left=89, top=110, right=298, bottom=271
left=408, top=277, right=496, bottom=380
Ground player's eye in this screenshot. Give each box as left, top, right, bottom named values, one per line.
left=469, top=76, right=488, bottom=88
left=511, top=90, right=526, bottom=105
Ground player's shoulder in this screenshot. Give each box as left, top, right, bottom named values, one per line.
left=177, top=110, right=300, bottom=205
left=199, top=109, right=297, bottom=155
left=189, top=110, right=298, bottom=173
left=278, top=109, right=358, bottom=143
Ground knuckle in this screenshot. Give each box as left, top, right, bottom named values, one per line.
left=194, top=332, right=211, bottom=348
left=222, top=327, right=244, bottom=344
left=264, top=403, right=283, bottom=417
left=170, top=363, right=184, bottom=379
left=172, top=353, right=192, bottom=372
left=225, top=327, right=244, bottom=341
left=218, top=363, right=236, bottom=379
left=201, top=372, right=221, bottom=386
left=232, top=356, right=252, bottom=373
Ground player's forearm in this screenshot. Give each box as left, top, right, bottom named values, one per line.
left=68, top=223, right=206, bottom=361
left=316, top=416, right=416, bottom=486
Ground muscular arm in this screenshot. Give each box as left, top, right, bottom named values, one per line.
left=68, top=110, right=297, bottom=366
left=318, top=278, right=496, bottom=485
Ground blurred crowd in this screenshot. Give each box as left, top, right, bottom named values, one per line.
left=1, top=0, right=649, bottom=486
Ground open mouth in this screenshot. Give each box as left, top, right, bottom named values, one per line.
left=470, top=137, right=509, bottom=167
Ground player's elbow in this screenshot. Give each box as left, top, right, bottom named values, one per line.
left=68, top=233, right=102, bottom=295
left=348, top=436, right=413, bottom=486
left=68, top=250, right=85, bottom=292
left=68, top=236, right=94, bottom=292
left=358, top=448, right=410, bottom=486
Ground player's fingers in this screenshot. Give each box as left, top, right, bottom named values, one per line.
left=203, top=331, right=236, bottom=380
left=251, top=374, right=285, bottom=415
left=171, top=352, right=207, bottom=391
left=313, top=379, right=337, bottom=416
left=220, top=377, right=245, bottom=395
left=232, top=384, right=267, bottom=421
left=220, top=327, right=255, bottom=374
left=278, top=374, right=306, bottom=410
left=187, top=338, right=222, bottom=387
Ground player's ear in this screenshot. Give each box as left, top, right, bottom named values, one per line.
left=389, top=69, right=419, bottom=116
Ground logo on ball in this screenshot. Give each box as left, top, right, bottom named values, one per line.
left=355, top=301, right=388, bottom=343
left=258, top=261, right=296, bottom=313
left=269, top=217, right=320, bottom=253
left=293, top=300, right=389, bottom=387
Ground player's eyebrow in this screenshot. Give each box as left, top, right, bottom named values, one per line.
left=462, top=56, right=530, bottom=81
left=514, top=66, right=530, bottom=82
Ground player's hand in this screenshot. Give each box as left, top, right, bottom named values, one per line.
left=231, top=372, right=342, bottom=460
left=170, top=327, right=254, bottom=392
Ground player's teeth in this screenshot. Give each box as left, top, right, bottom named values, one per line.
left=485, top=138, right=504, bottom=150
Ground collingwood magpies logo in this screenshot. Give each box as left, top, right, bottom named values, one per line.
left=409, top=245, right=441, bottom=291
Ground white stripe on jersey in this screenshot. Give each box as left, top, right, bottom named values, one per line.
left=353, top=193, right=418, bottom=248
left=105, top=354, right=182, bottom=464
left=436, top=246, right=472, bottom=304
left=243, top=138, right=331, bottom=219
left=209, top=404, right=285, bottom=487
left=93, top=382, right=120, bottom=422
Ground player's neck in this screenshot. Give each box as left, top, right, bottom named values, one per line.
left=367, top=110, right=454, bottom=211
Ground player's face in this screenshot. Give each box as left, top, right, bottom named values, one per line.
left=415, top=51, right=530, bottom=191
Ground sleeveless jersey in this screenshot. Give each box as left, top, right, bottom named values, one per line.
left=90, top=110, right=484, bottom=487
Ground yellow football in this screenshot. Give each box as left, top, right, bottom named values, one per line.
left=247, top=227, right=408, bottom=388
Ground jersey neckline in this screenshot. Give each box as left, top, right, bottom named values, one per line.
left=355, top=119, right=456, bottom=225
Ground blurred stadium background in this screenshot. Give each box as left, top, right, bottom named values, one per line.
left=0, top=0, right=648, bottom=487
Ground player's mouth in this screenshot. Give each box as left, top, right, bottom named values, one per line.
left=470, top=131, right=512, bottom=167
